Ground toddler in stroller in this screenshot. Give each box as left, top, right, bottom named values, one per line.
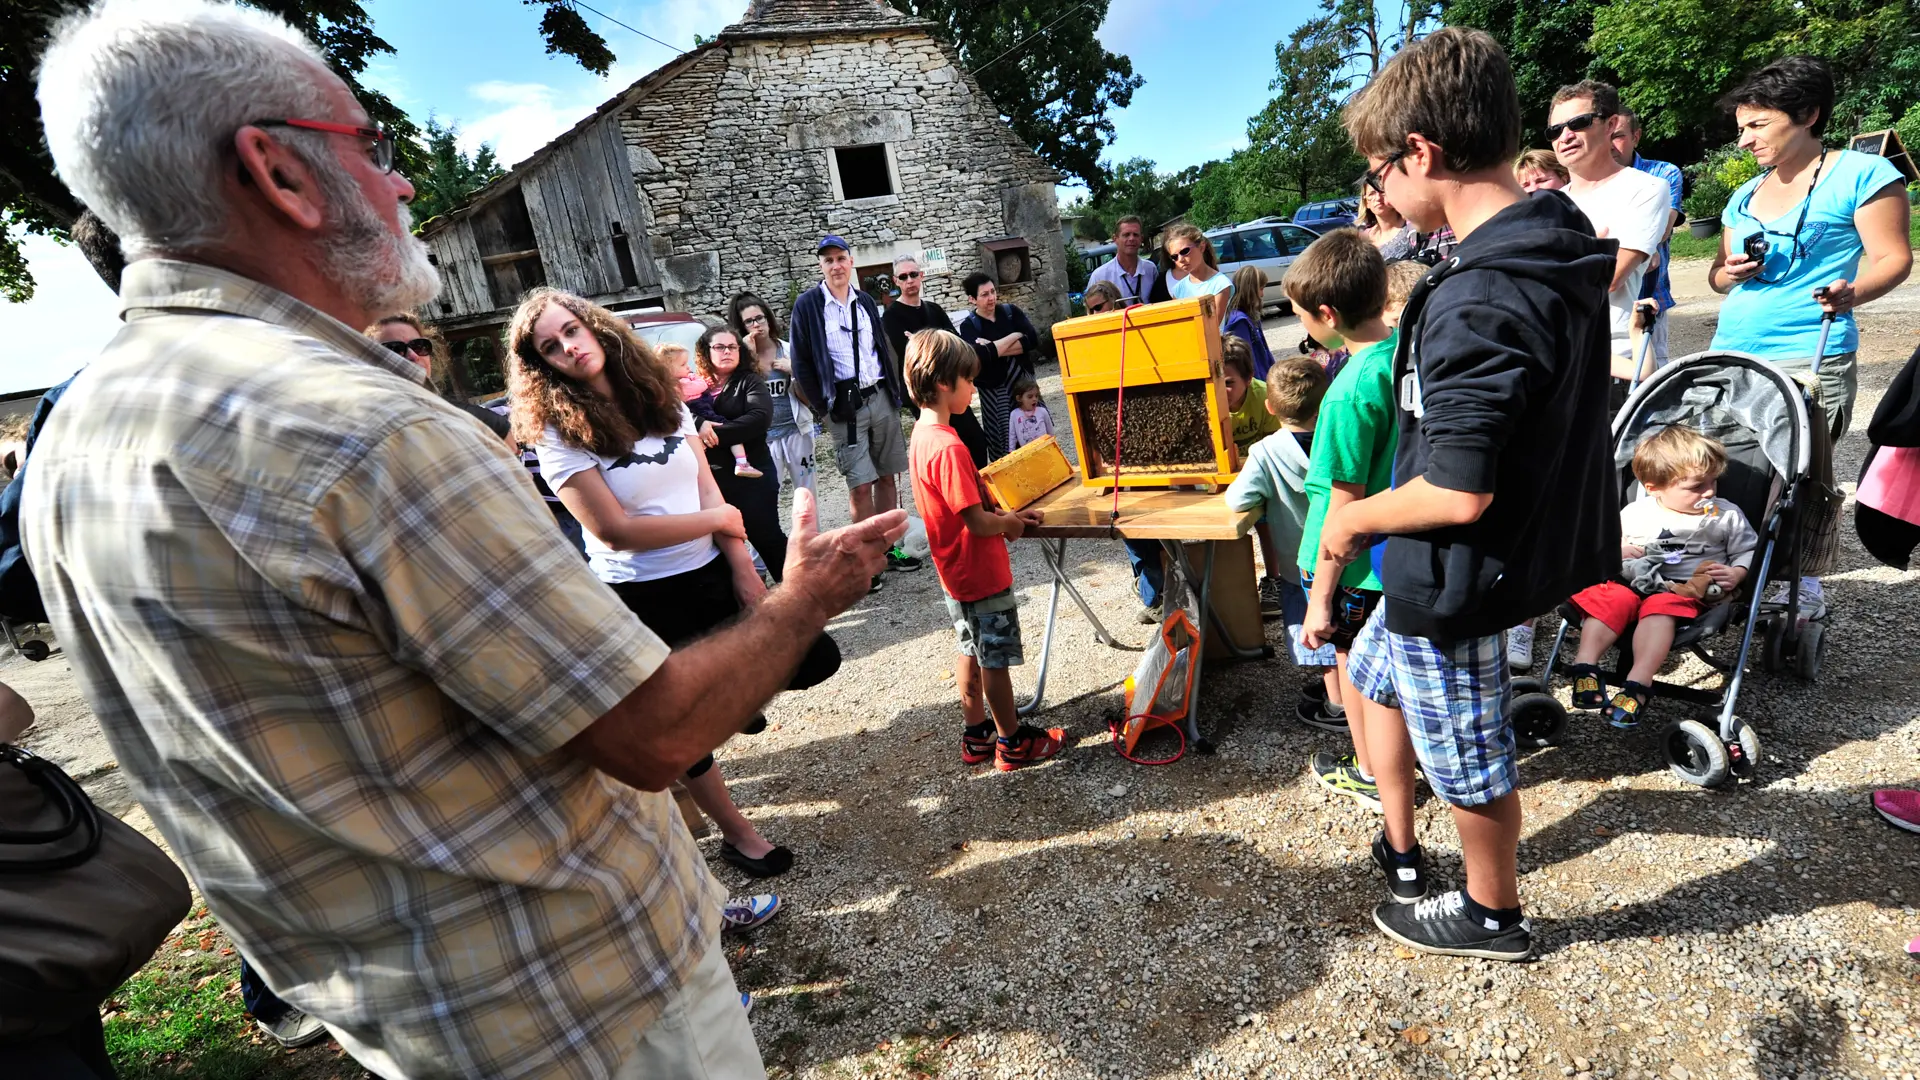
left=1513, top=349, right=1839, bottom=787
left=1565, top=426, right=1758, bottom=729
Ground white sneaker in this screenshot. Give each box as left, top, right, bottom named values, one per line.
left=1506, top=622, right=1534, bottom=672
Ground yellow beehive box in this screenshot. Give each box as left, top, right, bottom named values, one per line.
left=1050, top=296, right=1239, bottom=490
left=980, top=434, right=1073, bottom=512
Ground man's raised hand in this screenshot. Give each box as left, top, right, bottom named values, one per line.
left=782, top=487, right=908, bottom=615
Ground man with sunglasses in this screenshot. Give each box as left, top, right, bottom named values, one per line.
left=881, top=253, right=989, bottom=465
left=1550, top=80, right=1673, bottom=388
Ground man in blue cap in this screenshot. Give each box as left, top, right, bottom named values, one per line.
left=791, top=235, right=922, bottom=590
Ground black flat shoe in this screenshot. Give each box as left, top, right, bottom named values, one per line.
left=741, top=714, right=767, bottom=735
left=720, top=842, right=794, bottom=878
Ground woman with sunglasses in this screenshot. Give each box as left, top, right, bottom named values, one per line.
left=366, top=313, right=512, bottom=443
left=1356, top=185, right=1415, bottom=261
left=506, top=288, right=838, bottom=879
left=1165, top=224, right=1233, bottom=306
left=1709, top=56, right=1913, bottom=441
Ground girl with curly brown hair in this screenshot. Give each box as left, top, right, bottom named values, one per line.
left=507, top=288, right=839, bottom=878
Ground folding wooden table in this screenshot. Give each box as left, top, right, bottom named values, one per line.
left=1016, top=482, right=1272, bottom=752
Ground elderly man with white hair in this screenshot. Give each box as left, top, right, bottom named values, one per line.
left=24, top=2, right=904, bottom=1077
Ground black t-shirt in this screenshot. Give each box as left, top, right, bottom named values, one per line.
left=882, top=299, right=955, bottom=368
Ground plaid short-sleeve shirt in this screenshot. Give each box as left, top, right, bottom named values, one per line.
left=21, top=260, right=721, bottom=1080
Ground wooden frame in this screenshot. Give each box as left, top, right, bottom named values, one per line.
left=1051, top=295, right=1239, bottom=491
left=1850, top=129, right=1918, bottom=184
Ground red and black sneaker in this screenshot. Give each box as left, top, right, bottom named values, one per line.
left=960, top=725, right=996, bottom=765
left=994, top=724, right=1066, bottom=771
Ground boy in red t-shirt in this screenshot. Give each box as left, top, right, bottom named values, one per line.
left=905, top=328, right=1066, bottom=771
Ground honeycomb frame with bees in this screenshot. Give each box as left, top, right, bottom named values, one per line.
left=1050, top=295, right=1240, bottom=491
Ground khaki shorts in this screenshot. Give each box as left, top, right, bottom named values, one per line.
left=1770, top=350, right=1857, bottom=441
left=832, top=386, right=909, bottom=489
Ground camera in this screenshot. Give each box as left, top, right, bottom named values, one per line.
left=1742, top=234, right=1769, bottom=263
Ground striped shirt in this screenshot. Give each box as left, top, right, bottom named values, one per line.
left=21, top=259, right=719, bottom=1080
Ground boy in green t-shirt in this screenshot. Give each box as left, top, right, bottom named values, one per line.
left=1221, top=335, right=1288, bottom=618
left=1289, top=229, right=1428, bottom=905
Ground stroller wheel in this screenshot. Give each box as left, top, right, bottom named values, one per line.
left=1725, top=717, right=1762, bottom=781
left=1511, top=691, right=1568, bottom=748
left=1663, top=719, right=1731, bottom=788
left=1511, top=676, right=1545, bottom=698
left=1792, top=622, right=1826, bottom=681
left=18, top=639, right=49, bottom=662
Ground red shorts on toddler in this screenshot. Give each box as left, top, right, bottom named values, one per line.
left=1570, top=581, right=1703, bottom=636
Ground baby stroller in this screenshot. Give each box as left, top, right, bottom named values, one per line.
left=1512, top=337, right=1841, bottom=788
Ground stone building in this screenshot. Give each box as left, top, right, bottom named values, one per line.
left=420, top=0, right=1070, bottom=368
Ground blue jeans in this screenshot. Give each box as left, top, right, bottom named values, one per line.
left=240, top=957, right=290, bottom=1023
left=1124, top=539, right=1164, bottom=608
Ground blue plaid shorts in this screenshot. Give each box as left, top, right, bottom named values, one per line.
left=1347, top=606, right=1516, bottom=807
left=944, top=588, right=1024, bottom=669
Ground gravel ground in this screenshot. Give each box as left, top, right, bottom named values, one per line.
left=6, top=262, right=1918, bottom=1080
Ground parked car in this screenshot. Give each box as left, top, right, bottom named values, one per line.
left=624, top=310, right=707, bottom=376
left=1204, top=220, right=1325, bottom=313
left=1292, top=199, right=1359, bottom=232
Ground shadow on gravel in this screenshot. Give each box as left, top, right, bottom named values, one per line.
left=1516, top=568, right=1920, bottom=793
left=711, top=696, right=1382, bottom=1077
left=1520, top=783, right=1914, bottom=956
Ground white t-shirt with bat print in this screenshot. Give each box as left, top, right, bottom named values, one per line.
left=535, top=405, right=716, bottom=583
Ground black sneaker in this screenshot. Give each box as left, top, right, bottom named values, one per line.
left=1294, top=695, right=1348, bottom=733
left=1373, top=890, right=1533, bottom=962
left=886, top=546, right=923, bottom=573
left=868, top=574, right=884, bottom=594
left=1258, top=575, right=1285, bottom=619
left=1371, top=831, right=1428, bottom=904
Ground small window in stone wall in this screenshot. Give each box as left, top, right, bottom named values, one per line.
left=833, top=144, right=895, bottom=201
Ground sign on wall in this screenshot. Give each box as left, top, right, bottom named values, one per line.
left=919, top=247, right=950, bottom=275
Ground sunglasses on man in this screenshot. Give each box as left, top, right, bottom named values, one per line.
left=896, top=270, right=923, bottom=281
left=380, top=338, right=433, bottom=358
left=1546, top=111, right=1610, bottom=142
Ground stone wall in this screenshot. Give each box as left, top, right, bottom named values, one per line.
left=619, top=29, right=1070, bottom=344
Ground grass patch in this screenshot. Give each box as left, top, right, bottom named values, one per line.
left=103, top=911, right=279, bottom=1080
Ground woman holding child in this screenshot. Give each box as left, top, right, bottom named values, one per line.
left=507, top=287, right=839, bottom=879
left=694, top=325, right=790, bottom=581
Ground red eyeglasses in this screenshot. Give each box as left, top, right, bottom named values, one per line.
left=253, top=118, right=395, bottom=173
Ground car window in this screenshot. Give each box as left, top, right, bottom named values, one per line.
left=1237, top=227, right=1281, bottom=260
left=1207, top=232, right=1238, bottom=262
left=632, top=320, right=708, bottom=374
left=1278, top=225, right=1319, bottom=254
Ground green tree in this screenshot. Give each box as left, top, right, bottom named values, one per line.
left=895, top=0, right=1142, bottom=196
left=1589, top=0, right=1797, bottom=141
left=408, top=118, right=506, bottom=227
left=1, top=0, right=616, bottom=302
left=1438, top=0, right=1605, bottom=141
left=1066, top=157, right=1201, bottom=241
left=1241, top=13, right=1366, bottom=206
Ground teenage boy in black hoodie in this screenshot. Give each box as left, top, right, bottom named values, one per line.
left=1317, top=27, right=1619, bottom=961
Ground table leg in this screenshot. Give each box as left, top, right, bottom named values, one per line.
left=1018, top=539, right=1123, bottom=717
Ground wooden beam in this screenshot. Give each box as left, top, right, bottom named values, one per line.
left=479, top=248, right=542, bottom=266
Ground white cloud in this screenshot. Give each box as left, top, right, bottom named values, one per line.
left=455, top=0, right=737, bottom=168
left=0, top=231, right=121, bottom=397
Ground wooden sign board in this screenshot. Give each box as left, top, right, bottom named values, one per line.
left=1850, top=129, right=1918, bottom=184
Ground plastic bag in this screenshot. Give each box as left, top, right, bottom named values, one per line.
left=900, top=514, right=932, bottom=560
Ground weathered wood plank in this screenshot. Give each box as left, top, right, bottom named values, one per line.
left=604, top=120, right=661, bottom=290
left=523, top=169, right=584, bottom=294
left=558, top=139, right=612, bottom=295
left=429, top=220, right=490, bottom=318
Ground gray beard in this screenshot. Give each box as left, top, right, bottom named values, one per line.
left=312, top=165, right=440, bottom=318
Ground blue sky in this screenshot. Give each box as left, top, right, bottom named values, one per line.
left=0, top=0, right=1315, bottom=395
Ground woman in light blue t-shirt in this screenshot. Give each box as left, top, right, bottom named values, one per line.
left=1709, top=56, right=1913, bottom=439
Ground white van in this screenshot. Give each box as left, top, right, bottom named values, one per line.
left=1204, top=219, right=1325, bottom=313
